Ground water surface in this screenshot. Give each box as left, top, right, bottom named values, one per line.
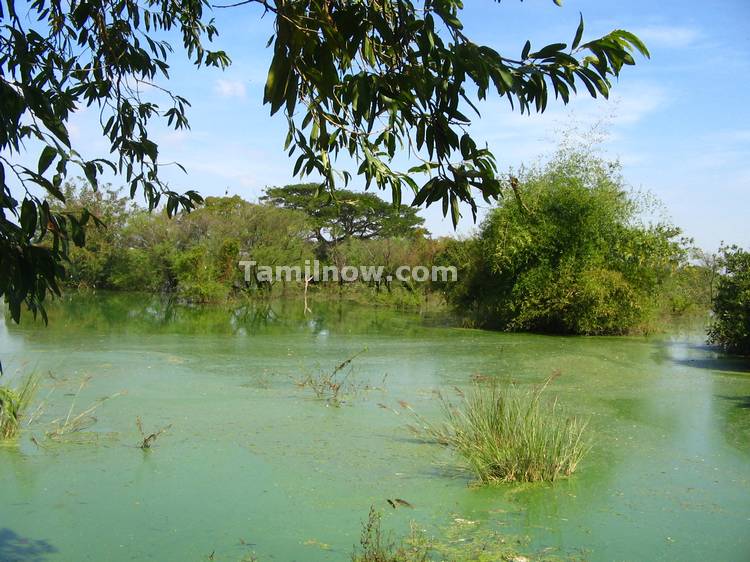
left=1, top=294, right=748, bottom=561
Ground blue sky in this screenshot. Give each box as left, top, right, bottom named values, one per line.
left=64, top=0, right=750, bottom=250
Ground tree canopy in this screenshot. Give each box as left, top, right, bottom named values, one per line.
left=1, top=0, right=649, bottom=322
left=261, top=183, right=425, bottom=248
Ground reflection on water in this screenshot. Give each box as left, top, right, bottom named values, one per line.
left=0, top=528, right=57, bottom=562
left=0, top=294, right=748, bottom=562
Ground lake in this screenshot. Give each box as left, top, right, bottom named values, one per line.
left=1, top=293, right=748, bottom=561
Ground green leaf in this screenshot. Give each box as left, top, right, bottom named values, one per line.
left=20, top=198, right=37, bottom=237
left=450, top=193, right=460, bottom=228
left=572, top=14, right=584, bottom=50
left=522, top=40, right=531, bottom=60
left=38, top=146, right=56, bottom=175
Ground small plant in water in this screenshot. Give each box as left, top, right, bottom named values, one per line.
left=0, top=374, right=38, bottom=440
left=46, top=376, right=121, bottom=441
left=352, top=507, right=429, bottom=562
left=297, top=348, right=367, bottom=406
left=417, top=373, right=589, bottom=484
left=136, top=416, right=172, bottom=449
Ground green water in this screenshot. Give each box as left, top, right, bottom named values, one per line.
left=1, top=294, right=748, bottom=561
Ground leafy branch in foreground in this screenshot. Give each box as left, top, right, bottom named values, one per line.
left=259, top=0, right=649, bottom=226
left=1, top=0, right=229, bottom=323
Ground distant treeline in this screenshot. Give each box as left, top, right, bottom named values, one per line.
left=54, top=181, right=447, bottom=308
left=53, top=148, right=729, bottom=337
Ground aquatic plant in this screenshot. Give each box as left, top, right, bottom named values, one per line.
left=352, top=507, right=429, bottom=562
left=136, top=416, right=172, bottom=449
left=418, top=375, right=589, bottom=483
left=296, top=348, right=367, bottom=406
left=46, top=377, right=121, bottom=441
left=0, top=375, right=38, bottom=440
left=351, top=508, right=552, bottom=562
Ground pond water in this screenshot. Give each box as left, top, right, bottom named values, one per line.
left=0, top=294, right=748, bottom=561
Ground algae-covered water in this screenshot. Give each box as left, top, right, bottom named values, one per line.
left=1, top=294, right=749, bottom=561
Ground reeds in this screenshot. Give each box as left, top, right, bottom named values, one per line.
left=0, top=374, right=38, bottom=440
left=296, top=348, right=367, bottom=406
left=46, top=376, right=121, bottom=440
left=419, top=375, right=589, bottom=483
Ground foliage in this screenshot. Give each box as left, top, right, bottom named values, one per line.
left=264, top=0, right=648, bottom=225
left=262, top=183, right=426, bottom=251
left=39, top=180, right=447, bottom=304
left=50, top=181, right=135, bottom=289
left=661, top=263, right=716, bottom=317
left=442, top=149, right=686, bottom=334
left=0, top=374, right=37, bottom=440
left=1, top=0, right=647, bottom=323
left=708, top=246, right=750, bottom=355
left=418, top=376, right=588, bottom=484
left=1, top=0, right=228, bottom=322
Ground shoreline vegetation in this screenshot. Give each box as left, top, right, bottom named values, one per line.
left=38, top=147, right=725, bottom=340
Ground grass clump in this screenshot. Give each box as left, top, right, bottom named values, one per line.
left=0, top=375, right=38, bottom=440
left=420, top=375, right=589, bottom=484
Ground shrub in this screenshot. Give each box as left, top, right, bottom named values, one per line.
left=443, top=149, right=685, bottom=334
left=708, top=246, right=750, bottom=355
left=421, top=377, right=588, bottom=483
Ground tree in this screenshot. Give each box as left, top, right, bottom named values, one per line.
left=51, top=181, right=134, bottom=289
left=1, top=0, right=648, bottom=323
left=262, top=183, right=425, bottom=249
left=113, top=195, right=315, bottom=297
left=443, top=149, right=685, bottom=335
left=708, top=246, right=750, bottom=355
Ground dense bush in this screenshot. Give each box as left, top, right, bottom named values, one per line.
left=442, top=150, right=686, bottom=334
left=708, top=246, right=750, bottom=354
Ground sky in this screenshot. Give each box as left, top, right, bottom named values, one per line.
left=62, top=0, right=750, bottom=250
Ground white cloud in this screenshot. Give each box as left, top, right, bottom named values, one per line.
left=214, top=79, right=247, bottom=98
left=460, top=80, right=667, bottom=170
left=608, top=84, right=667, bottom=125
left=634, top=25, right=701, bottom=49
